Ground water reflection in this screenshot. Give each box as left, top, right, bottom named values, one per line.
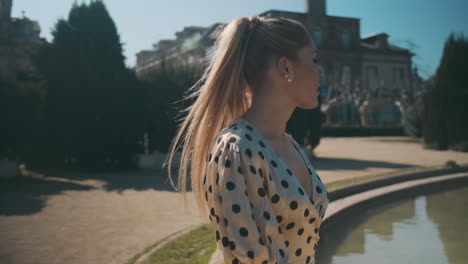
left=316, top=186, right=468, bottom=264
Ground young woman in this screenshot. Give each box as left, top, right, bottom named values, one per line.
left=167, top=14, right=328, bottom=264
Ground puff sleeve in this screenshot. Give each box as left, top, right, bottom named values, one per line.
left=204, top=136, right=289, bottom=264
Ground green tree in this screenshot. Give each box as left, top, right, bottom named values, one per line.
left=33, top=0, right=146, bottom=171
left=423, top=32, right=468, bottom=151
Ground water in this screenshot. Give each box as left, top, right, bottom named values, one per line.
left=316, top=186, right=468, bottom=264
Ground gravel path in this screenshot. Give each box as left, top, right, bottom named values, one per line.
left=0, top=136, right=467, bottom=264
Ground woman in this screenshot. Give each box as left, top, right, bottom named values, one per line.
left=167, top=14, right=328, bottom=264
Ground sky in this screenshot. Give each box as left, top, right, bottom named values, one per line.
left=11, top=0, right=468, bottom=80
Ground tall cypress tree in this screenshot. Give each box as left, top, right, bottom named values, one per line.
left=423, top=32, right=468, bottom=151
left=34, top=0, right=146, bottom=171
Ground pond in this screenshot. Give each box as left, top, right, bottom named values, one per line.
left=316, top=185, right=468, bottom=264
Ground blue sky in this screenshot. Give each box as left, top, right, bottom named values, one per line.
left=11, top=0, right=468, bottom=80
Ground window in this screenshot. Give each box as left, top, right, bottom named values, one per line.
left=341, top=31, right=351, bottom=49
left=341, top=65, right=351, bottom=89
left=367, top=66, right=378, bottom=90
left=392, top=67, right=404, bottom=82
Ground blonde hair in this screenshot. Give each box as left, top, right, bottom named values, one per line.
left=166, top=14, right=312, bottom=216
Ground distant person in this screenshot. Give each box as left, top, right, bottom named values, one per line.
left=167, top=14, right=328, bottom=264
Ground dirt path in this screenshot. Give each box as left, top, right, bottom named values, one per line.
left=0, top=136, right=467, bottom=264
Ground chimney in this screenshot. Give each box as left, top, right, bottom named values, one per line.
left=305, top=0, right=326, bottom=16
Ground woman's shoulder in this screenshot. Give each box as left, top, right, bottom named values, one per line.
left=211, top=119, right=260, bottom=153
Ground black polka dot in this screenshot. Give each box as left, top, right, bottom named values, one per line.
left=229, top=137, right=237, bottom=143
left=307, top=168, right=312, bottom=175
left=281, top=180, right=289, bottom=188
left=271, top=194, right=280, bottom=204
left=262, top=260, right=268, bottom=264
left=257, top=187, right=266, bottom=197
left=246, top=125, right=253, bottom=131
left=259, top=140, right=265, bottom=148
left=268, top=236, right=272, bottom=244
left=216, top=174, right=219, bottom=184
left=247, top=250, right=254, bottom=259
left=249, top=165, right=257, bottom=174
left=276, top=215, right=283, bottom=223
left=224, top=159, right=231, bottom=168
left=205, top=191, right=208, bottom=201
left=258, top=168, right=263, bottom=178
left=269, top=173, right=272, bottom=181
left=286, top=168, right=292, bottom=176
left=203, top=174, right=207, bottom=184
left=258, top=151, right=264, bottom=160
left=226, top=182, right=235, bottom=190
left=271, top=160, right=277, bottom=167
left=214, top=156, right=219, bottom=163
left=259, top=237, right=265, bottom=245
left=306, top=256, right=312, bottom=263
left=263, top=211, right=270, bottom=220
left=309, top=217, right=316, bottom=224
left=279, top=249, right=285, bottom=258
left=230, top=241, right=236, bottom=250
left=245, top=148, right=252, bottom=158
left=295, top=248, right=302, bottom=256
left=210, top=208, right=215, bottom=216
left=232, top=204, right=241, bottom=213
left=307, top=236, right=312, bottom=244
left=217, top=137, right=222, bottom=144
left=245, top=134, right=252, bottom=141
left=237, top=166, right=243, bottom=174
left=232, top=258, right=239, bottom=264
left=222, top=237, right=229, bottom=247
left=304, top=208, right=310, bottom=217
left=298, top=187, right=304, bottom=195
left=297, top=228, right=304, bottom=236
left=285, top=240, right=289, bottom=247
left=289, top=201, right=298, bottom=210
left=216, top=230, right=220, bottom=241
left=286, top=222, right=295, bottom=230
left=314, top=243, right=318, bottom=250
left=278, top=226, right=282, bottom=234
left=224, top=218, right=228, bottom=226
left=316, top=185, right=322, bottom=193
left=314, top=228, right=318, bottom=234
left=208, top=185, right=212, bottom=193
left=239, top=227, right=248, bottom=237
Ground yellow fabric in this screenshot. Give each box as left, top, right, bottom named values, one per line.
left=204, top=117, right=329, bottom=264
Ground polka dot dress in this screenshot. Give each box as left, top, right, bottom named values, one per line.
left=204, top=117, right=329, bottom=264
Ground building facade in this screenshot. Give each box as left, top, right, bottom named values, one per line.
left=135, top=0, right=417, bottom=126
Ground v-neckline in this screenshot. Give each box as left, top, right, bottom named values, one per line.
left=238, top=116, right=315, bottom=201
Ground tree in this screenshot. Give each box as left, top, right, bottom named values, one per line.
left=423, top=32, right=468, bottom=151
left=33, top=0, right=146, bottom=171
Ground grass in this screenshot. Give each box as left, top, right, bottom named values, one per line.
left=134, top=224, right=217, bottom=264
left=372, top=137, right=424, bottom=144
left=326, top=165, right=441, bottom=191
left=133, top=164, right=449, bottom=264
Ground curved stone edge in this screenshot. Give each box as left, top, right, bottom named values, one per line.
left=328, top=163, right=468, bottom=202
left=321, top=172, right=468, bottom=229
left=133, top=224, right=204, bottom=264
left=209, top=164, right=468, bottom=264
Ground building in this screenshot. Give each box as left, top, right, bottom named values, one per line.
left=0, top=0, right=46, bottom=81
left=135, top=0, right=417, bottom=126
